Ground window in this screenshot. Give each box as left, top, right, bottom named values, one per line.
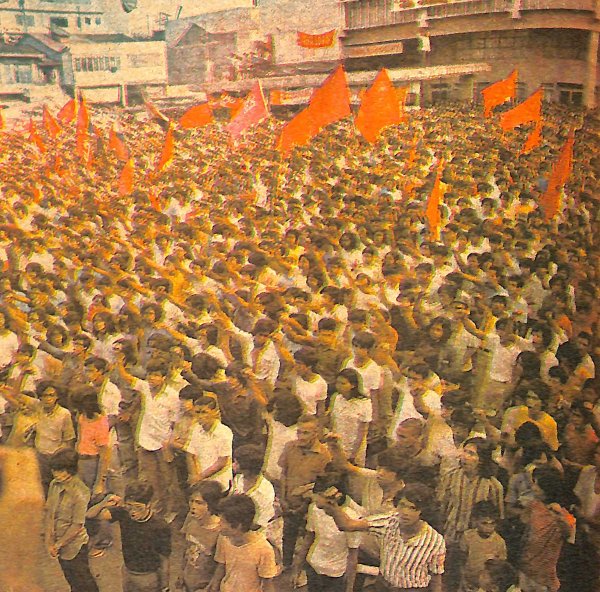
left=84, top=16, right=91, bottom=24
left=75, top=55, right=120, bottom=73
left=50, top=16, right=68, bottom=28
left=15, top=64, right=32, bottom=83
left=95, top=17, right=101, bottom=25
left=558, top=83, right=583, bottom=106
left=16, top=14, right=35, bottom=26
left=431, top=82, right=450, bottom=103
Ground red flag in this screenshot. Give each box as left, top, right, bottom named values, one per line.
left=277, top=66, right=351, bottom=155
left=520, top=120, right=542, bottom=155
left=145, top=99, right=169, bottom=124
left=540, top=131, right=575, bottom=220
left=277, top=108, right=318, bottom=155
left=407, top=131, right=420, bottom=167
left=482, top=70, right=517, bottom=118
left=156, top=124, right=174, bottom=172
left=85, top=142, right=95, bottom=170
left=500, top=88, right=542, bottom=131
left=108, top=126, right=129, bottom=160
left=42, top=104, right=62, bottom=139
left=118, top=158, right=134, bottom=196
left=75, top=96, right=90, bottom=158
left=297, top=30, right=336, bottom=48
left=396, top=86, right=408, bottom=112
left=308, top=65, right=351, bottom=130
left=57, top=98, right=77, bottom=124
left=426, top=159, right=445, bottom=240
left=355, top=69, right=402, bottom=143
left=28, top=119, right=46, bottom=153
left=179, top=103, right=214, bottom=129
left=226, top=82, right=269, bottom=140
left=54, top=155, right=65, bottom=177
left=148, top=188, right=161, bottom=212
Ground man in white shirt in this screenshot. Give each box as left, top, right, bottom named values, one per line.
left=343, top=332, right=384, bottom=423
left=250, top=318, right=280, bottom=390
left=478, top=319, right=529, bottom=412
left=185, top=393, right=233, bottom=492
left=132, top=360, right=181, bottom=515
left=290, top=475, right=363, bottom=592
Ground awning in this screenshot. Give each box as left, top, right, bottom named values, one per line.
left=196, top=62, right=490, bottom=94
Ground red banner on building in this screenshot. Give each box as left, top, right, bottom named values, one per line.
left=297, top=30, right=336, bottom=48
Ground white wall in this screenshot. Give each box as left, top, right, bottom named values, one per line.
left=69, top=39, right=167, bottom=86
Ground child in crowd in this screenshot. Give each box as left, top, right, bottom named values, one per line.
left=459, top=501, right=507, bottom=592
left=207, top=495, right=279, bottom=592
left=179, top=481, right=224, bottom=592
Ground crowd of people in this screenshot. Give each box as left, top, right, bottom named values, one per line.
left=0, top=97, right=599, bottom=592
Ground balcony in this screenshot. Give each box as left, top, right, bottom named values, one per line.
left=345, top=0, right=598, bottom=30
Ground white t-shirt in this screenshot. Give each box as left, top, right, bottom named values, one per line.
left=251, top=340, right=280, bottom=389
left=306, top=500, right=363, bottom=577
left=293, top=374, right=327, bottom=415
left=344, top=358, right=383, bottom=396
left=263, top=417, right=297, bottom=481
left=330, top=394, right=373, bottom=456
left=135, top=380, right=181, bottom=451
left=185, top=421, right=233, bottom=490
left=574, top=465, right=600, bottom=519
left=0, top=331, right=18, bottom=369
left=231, top=474, right=275, bottom=528
left=486, top=335, right=523, bottom=383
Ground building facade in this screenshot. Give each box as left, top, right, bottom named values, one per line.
left=0, top=0, right=128, bottom=36
left=341, top=0, right=600, bottom=108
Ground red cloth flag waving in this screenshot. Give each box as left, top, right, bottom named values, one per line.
left=500, top=88, right=542, bottom=131
left=482, top=70, right=517, bottom=118
left=179, top=103, right=213, bottom=129
left=75, top=95, right=90, bottom=158
left=156, top=124, right=175, bottom=172
left=277, top=108, right=318, bottom=155
left=109, top=126, right=129, bottom=161
left=355, top=68, right=402, bottom=143
left=520, top=120, right=543, bottom=155
left=145, top=99, right=170, bottom=130
left=42, top=105, right=62, bottom=139
left=540, top=131, right=575, bottom=220
left=297, top=30, right=336, bottom=48
left=277, top=65, right=351, bottom=155
left=425, top=159, right=445, bottom=240
left=308, top=65, right=351, bottom=130
left=28, top=119, right=46, bottom=153
left=226, top=82, right=269, bottom=140
left=118, top=158, right=134, bottom=196
left=57, top=98, right=77, bottom=124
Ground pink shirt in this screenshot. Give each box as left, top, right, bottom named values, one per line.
left=77, top=414, right=110, bottom=456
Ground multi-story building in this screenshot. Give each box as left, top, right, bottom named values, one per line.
left=0, top=0, right=128, bottom=36
left=165, top=0, right=344, bottom=95
left=341, top=0, right=600, bottom=108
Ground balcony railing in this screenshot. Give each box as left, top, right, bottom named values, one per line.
left=345, top=0, right=598, bottom=30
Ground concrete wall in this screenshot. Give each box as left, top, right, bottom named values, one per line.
left=69, top=39, right=167, bottom=86
left=0, top=0, right=129, bottom=34
left=127, top=0, right=255, bottom=37
left=255, top=0, right=343, bottom=64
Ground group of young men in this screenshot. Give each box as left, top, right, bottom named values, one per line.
left=0, top=99, right=599, bottom=592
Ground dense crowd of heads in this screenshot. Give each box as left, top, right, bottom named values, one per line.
left=0, top=100, right=599, bottom=592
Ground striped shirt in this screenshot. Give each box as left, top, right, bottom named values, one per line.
left=438, top=467, right=504, bottom=543
left=368, top=516, right=445, bottom=589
